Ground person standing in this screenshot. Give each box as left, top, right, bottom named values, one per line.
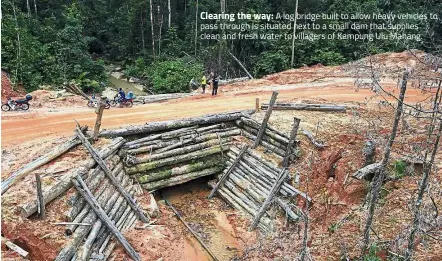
left=212, top=74, right=219, bottom=96
left=201, top=74, right=207, bottom=94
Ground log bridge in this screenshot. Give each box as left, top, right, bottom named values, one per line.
left=8, top=106, right=311, bottom=259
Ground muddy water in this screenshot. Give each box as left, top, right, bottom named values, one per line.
left=161, top=176, right=242, bottom=261
left=108, top=74, right=147, bottom=96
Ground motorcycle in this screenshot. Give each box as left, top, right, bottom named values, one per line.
left=87, top=97, right=111, bottom=109
left=111, top=92, right=133, bottom=107
left=1, top=94, right=32, bottom=111
left=110, top=97, right=133, bottom=107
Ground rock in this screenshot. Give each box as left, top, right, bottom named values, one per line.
left=114, top=66, right=123, bottom=72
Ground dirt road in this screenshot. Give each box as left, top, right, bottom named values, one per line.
left=1, top=84, right=428, bottom=147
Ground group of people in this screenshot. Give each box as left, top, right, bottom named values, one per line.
left=190, top=71, right=220, bottom=96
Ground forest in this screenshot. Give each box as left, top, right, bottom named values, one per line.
left=1, top=0, right=441, bottom=94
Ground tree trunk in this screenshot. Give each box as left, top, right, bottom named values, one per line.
left=361, top=71, right=408, bottom=255
left=100, top=110, right=253, bottom=137
left=194, top=0, right=198, bottom=55
left=168, top=0, right=171, bottom=28
left=290, top=0, right=299, bottom=67
left=2, top=135, right=82, bottom=195
left=150, top=0, right=155, bottom=58
left=226, top=49, right=254, bottom=79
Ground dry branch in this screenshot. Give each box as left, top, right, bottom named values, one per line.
left=262, top=103, right=346, bottom=112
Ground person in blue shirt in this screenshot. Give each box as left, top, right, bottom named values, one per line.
left=118, top=88, right=126, bottom=102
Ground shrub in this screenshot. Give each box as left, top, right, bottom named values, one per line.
left=146, top=59, right=203, bottom=94
left=392, top=160, right=407, bottom=178
left=253, top=50, right=290, bottom=77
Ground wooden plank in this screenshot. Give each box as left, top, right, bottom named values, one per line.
left=72, top=175, right=141, bottom=261
left=74, top=124, right=149, bottom=223
left=208, top=145, right=249, bottom=199
left=250, top=169, right=288, bottom=230
left=282, top=117, right=301, bottom=167
left=253, top=91, right=278, bottom=148
left=93, top=97, right=106, bottom=140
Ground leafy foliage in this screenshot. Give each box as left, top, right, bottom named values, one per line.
left=362, top=244, right=382, bottom=261
left=253, top=50, right=290, bottom=77
left=146, top=59, right=203, bottom=93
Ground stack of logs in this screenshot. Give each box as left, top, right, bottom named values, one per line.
left=123, top=123, right=240, bottom=191
left=235, top=116, right=298, bottom=158
left=54, top=130, right=147, bottom=261
left=209, top=146, right=311, bottom=233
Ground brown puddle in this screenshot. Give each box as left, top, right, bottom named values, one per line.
left=160, top=176, right=243, bottom=261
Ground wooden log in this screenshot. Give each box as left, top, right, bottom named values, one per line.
left=123, top=134, right=162, bottom=147
left=161, top=126, right=198, bottom=139
left=302, top=129, right=326, bottom=149
left=240, top=117, right=289, bottom=144
left=72, top=175, right=141, bottom=261
left=275, top=198, right=299, bottom=221
left=255, top=98, right=260, bottom=111
left=250, top=169, right=288, bottom=230
left=196, top=123, right=225, bottom=133
left=208, top=181, right=271, bottom=233
left=1, top=134, right=82, bottom=195
left=138, top=157, right=221, bottom=183
left=241, top=129, right=285, bottom=157
left=208, top=145, right=249, bottom=198
left=231, top=146, right=280, bottom=173
left=135, top=138, right=232, bottom=164
left=35, top=173, right=46, bottom=219
left=241, top=116, right=287, bottom=140
left=127, top=144, right=230, bottom=175
left=74, top=125, right=149, bottom=223
left=127, top=139, right=178, bottom=154
left=75, top=185, right=134, bottom=261
left=261, top=103, right=347, bottom=112
left=93, top=97, right=107, bottom=140
left=55, top=174, right=121, bottom=261
left=66, top=169, right=125, bottom=235
left=20, top=166, right=87, bottom=218
left=141, top=166, right=223, bottom=191
left=100, top=110, right=254, bottom=137
left=68, top=154, right=121, bottom=207
left=238, top=122, right=287, bottom=149
left=253, top=91, right=278, bottom=148
left=282, top=117, right=301, bottom=167
left=1, top=237, right=29, bottom=258
left=352, top=163, right=381, bottom=180
left=67, top=161, right=123, bottom=222
left=154, top=129, right=240, bottom=154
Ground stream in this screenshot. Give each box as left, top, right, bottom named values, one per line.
left=160, top=176, right=243, bottom=261
left=108, top=73, right=148, bottom=96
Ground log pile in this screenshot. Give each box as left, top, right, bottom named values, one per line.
left=122, top=122, right=240, bottom=191
left=235, top=116, right=298, bottom=159
left=56, top=144, right=145, bottom=261
left=208, top=145, right=311, bottom=232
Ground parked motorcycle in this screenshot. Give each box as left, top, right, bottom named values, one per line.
left=1, top=94, right=32, bottom=111
left=87, top=96, right=111, bottom=109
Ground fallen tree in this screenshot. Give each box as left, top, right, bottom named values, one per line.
left=261, top=103, right=347, bottom=112
left=100, top=110, right=254, bottom=137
